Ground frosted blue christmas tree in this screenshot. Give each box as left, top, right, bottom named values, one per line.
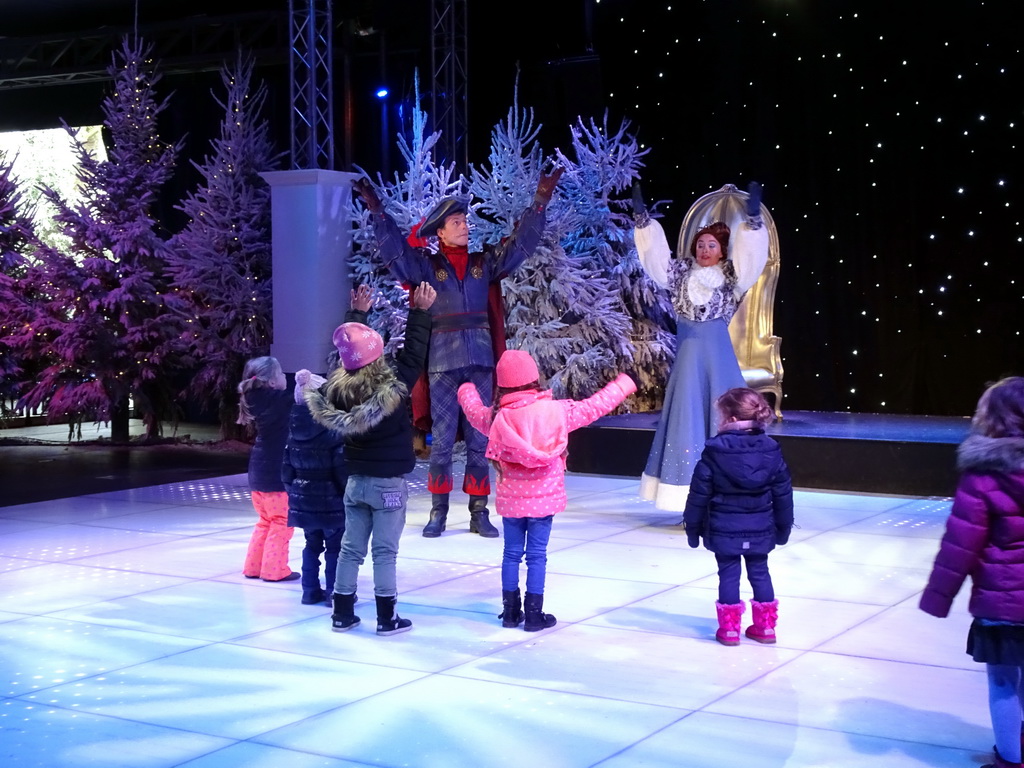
left=166, top=54, right=281, bottom=439
left=551, top=115, right=675, bottom=408
left=347, top=83, right=673, bottom=408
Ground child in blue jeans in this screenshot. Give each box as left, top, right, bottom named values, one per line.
left=458, top=349, right=636, bottom=631
left=306, top=282, right=435, bottom=636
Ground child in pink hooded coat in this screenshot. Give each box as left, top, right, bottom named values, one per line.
left=458, top=349, right=635, bottom=631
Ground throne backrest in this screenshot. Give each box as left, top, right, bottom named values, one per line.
left=678, top=184, right=784, bottom=417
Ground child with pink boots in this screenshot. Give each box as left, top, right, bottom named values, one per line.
left=683, top=387, right=793, bottom=646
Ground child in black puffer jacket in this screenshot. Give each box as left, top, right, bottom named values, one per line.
left=683, top=387, right=794, bottom=646
left=283, top=369, right=347, bottom=606
left=281, top=287, right=373, bottom=606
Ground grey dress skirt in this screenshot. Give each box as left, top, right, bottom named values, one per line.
left=640, top=317, right=744, bottom=511
left=967, top=618, right=1024, bottom=665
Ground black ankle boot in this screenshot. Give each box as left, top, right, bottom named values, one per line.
left=468, top=495, right=499, bottom=537
left=523, top=592, right=557, bottom=632
left=331, top=592, right=360, bottom=632
left=499, top=588, right=523, bottom=628
left=375, top=595, right=413, bottom=636
left=422, top=494, right=448, bottom=537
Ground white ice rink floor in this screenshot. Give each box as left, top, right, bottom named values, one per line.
left=0, top=462, right=990, bottom=767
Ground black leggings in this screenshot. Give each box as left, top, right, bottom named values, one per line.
left=715, top=553, right=774, bottom=604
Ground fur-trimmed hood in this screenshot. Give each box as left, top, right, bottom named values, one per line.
left=957, top=434, right=1024, bottom=474
left=305, top=367, right=407, bottom=437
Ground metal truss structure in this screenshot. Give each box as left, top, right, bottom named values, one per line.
left=0, top=11, right=287, bottom=91
left=1, top=2, right=469, bottom=175
left=430, top=0, right=468, bottom=174
left=288, top=0, right=334, bottom=170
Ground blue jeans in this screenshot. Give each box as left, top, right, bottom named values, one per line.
left=715, top=553, right=774, bottom=604
left=501, top=515, right=554, bottom=594
left=334, top=475, right=407, bottom=597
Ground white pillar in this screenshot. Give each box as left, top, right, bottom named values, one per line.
left=260, top=169, right=360, bottom=375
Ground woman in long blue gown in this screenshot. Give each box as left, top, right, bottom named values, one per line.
left=633, top=184, right=769, bottom=511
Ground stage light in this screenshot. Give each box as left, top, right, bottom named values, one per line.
left=376, top=88, right=388, bottom=99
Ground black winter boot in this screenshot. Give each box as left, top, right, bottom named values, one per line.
left=331, top=592, right=360, bottom=632
left=468, top=495, right=499, bottom=538
left=375, top=594, right=413, bottom=635
left=499, top=589, right=523, bottom=628
left=523, top=592, right=557, bottom=632
left=422, top=494, right=449, bottom=537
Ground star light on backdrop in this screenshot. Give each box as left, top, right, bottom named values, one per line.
left=587, top=0, right=1022, bottom=415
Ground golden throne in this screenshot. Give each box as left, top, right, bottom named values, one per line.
left=678, top=184, right=784, bottom=419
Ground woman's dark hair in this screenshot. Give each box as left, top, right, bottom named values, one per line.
left=689, top=221, right=731, bottom=259
left=972, top=376, right=1024, bottom=438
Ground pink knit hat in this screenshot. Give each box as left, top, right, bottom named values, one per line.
left=496, top=349, right=539, bottom=388
left=332, top=322, right=384, bottom=371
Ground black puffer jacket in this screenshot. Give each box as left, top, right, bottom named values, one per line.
left=307, top=308, right=431, bottom=478
left=246, top=387, right=294, bottom=492
left=683, top=428, right=794, bottom=556
left=282, top=402, right=348, bottom=530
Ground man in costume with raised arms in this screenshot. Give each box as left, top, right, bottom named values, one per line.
left=353, top=168, right=563, bottom=538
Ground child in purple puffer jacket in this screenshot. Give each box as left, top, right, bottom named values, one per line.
left=458, top=349, right=635, bottom=632
left=921, top=376, right=1024, bottom=768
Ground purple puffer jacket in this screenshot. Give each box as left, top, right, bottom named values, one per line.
left=919, top=434, right=1024, bottom=621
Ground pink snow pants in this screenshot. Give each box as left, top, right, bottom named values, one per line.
left=243, top=490, right=294, bottom=580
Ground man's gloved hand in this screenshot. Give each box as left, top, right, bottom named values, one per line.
left=534, top=166, right=565, bottom=205
left=352, top=177, right=383, bottom=214
left=687, top=532, right=701, bottom=549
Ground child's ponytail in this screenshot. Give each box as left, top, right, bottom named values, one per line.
left=237, top=356, right=281, bottom=425
left=716, top=387, right=774, bottom=430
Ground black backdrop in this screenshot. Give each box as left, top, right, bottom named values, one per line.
left=3, top=0, right=1021, bottom=417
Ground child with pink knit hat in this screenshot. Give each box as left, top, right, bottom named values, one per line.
left=306, top=282, right=436, bottom=636
left=458, top=349, right=636, bottom=631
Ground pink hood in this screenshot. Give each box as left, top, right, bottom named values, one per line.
left=486, top=390, right=567, bottom=468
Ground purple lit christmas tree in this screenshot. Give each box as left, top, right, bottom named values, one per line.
left=166, top=55, right=281, bottom=439
left=0, top=151, right=40, bottom=414
left=12, top=38, right=184, bottom=442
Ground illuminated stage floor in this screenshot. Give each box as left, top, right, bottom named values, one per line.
left=0, top=461, right=990, bottom=767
